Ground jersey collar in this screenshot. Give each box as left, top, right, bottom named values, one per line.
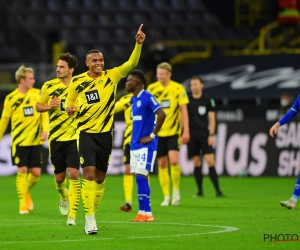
left=137, top=89, right=145, bottom=98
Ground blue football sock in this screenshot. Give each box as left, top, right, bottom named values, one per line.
left=136, top=175, right=148, bottom=213
left=145, top=181, right=152, bottom=213
left=292, top=174, right=300, bottom=200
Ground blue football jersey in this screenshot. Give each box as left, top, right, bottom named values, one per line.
left=279, top=95, right=300, bottom=125
left=291, top=95, right=300, bottom=112
left=130, top=90, right=162, bottom=150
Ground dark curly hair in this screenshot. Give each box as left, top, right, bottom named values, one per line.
left=59, top=52, right=78, bottom=69
left=129, top=70, right=147, bottom=86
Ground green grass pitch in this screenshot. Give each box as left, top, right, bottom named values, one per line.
left=0, top=175, right=300, bottom=250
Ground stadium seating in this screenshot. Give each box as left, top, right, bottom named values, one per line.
left=3, top=0, right=254, bottom=69
left=47, top=0, right=63, bottom=11
left=170, top=0, right=186, bottom=9
left=25, top=15, right=42, bottom=28
left=65, top=0, right=82, bottom=10
left=101, top=0, right=117, bottom=10
left=80, top=14, right=96, bottom=26
left=115, top=14, right=131, bottom=26
left=132, top=13, right=149, bottom=25
left=83, top=0, right=98, bottom=10
left=29, top=0, right=46, bottom=10
left=150, top=13, right=167, bottom=25
left=119, top=0, right=135, bottom=9
left=44, top=14, right=61, bottom=28
left=61, top=14, right=78, bottom=27
left=152, top=0, right=169, bottom=9
left=60, top=29, right=76, bottom=41
left=96, top=29, right=111, bottom=43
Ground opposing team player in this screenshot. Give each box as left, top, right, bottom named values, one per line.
left=270, top=94, right=300, bottom=209
left=125, top=70, right=166, bottom=222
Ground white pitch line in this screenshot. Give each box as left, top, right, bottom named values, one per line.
left=1, top=217, right=290, bottom=223
left=0, top=221, right=239, bottom=244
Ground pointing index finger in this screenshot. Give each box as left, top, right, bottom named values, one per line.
left=138, top=24, right=144, bottom=32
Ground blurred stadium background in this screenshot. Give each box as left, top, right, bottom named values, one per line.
left=1, top=0, right=300, bottom=177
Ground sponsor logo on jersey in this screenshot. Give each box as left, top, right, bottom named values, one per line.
left=132, top=115, right=142, bottom=121
left=161, top=99, right=170, bottom=108
left=23, top=106, right=34, bottom=117
left=85, top=90, right=100, bottom=104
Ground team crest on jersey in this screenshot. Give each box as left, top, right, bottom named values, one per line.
left=161, top=99, right=170, bottom=108
left=137, top=100, right=141, bottom=107
left=98, top=79, right=103, bottom=84
left=198, top=106, right=206, bottom=115
left=23, top=106, right=34, bottom=117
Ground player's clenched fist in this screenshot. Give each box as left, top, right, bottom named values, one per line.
left=50, top=96, right=60, bottom=109
left=66, top=105, right=77, bottom=116
left=136, top=24, right=146, bottom=44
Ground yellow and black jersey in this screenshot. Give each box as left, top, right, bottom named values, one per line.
left=37, top=78, right=77, bottom=142
left=114, top=93, right=132, bottom=148
left=65, top=68, right=124, bottom=133
left=147, top=80, right=189, bottom=137
left=0, top=88, right=48, bottom=146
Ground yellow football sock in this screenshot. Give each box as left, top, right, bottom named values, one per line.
left=94, top=180, right=106, bottom=213
left=16, top=172, right=27, bottom=208
left=81, top=179, right=95, bottom=216
left=158, top=167, right=170, bottom=197
left=68, top=179, right=80, bottom=219
left=26, top=173, right=40, bottom=194
left=54, top=177, right=68, bottom=200
left=171, top=164, right=181, bottom=191
left=123, top=174, right=133, bottom=204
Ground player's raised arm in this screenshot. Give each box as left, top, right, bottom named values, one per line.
left=135, top=24, right=146, bottom=45
left=119, top=24, right=146, bottom=77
